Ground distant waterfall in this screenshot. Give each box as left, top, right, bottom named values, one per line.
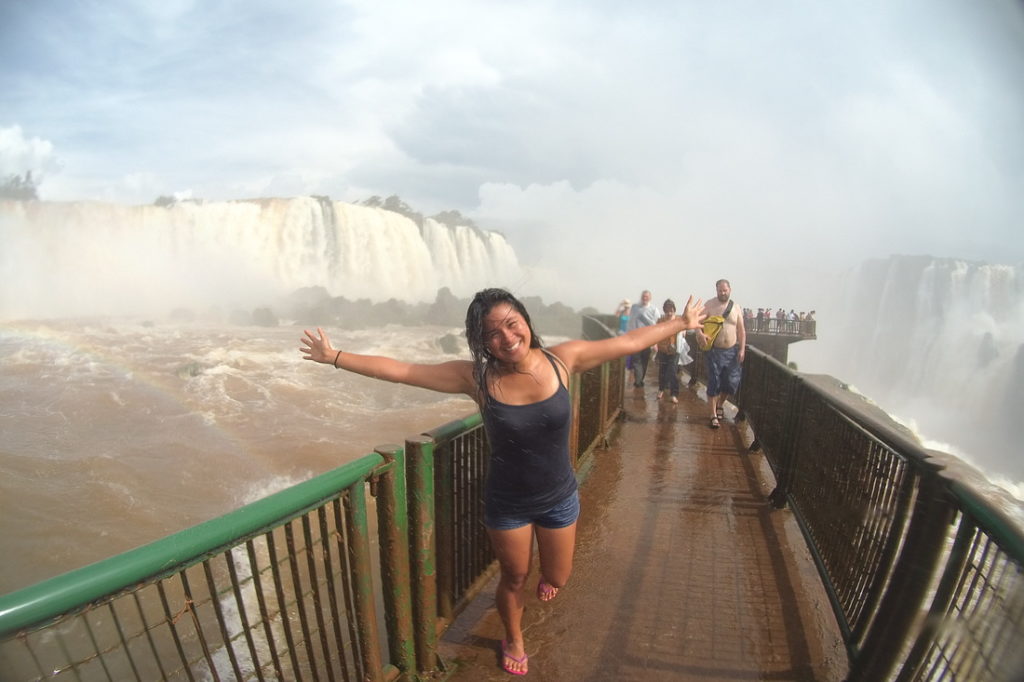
left=0, top=197, right=524, bottom=318
left=812, top=255, right=1024, bottom=485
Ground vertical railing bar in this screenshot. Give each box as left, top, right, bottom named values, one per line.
left=80, top=610, right=115, bottom=680
left=156, top=579, right=196, bottom=682
left=224, top=546, right=267, bottom=682
left=962, top=537, right=995, bottom=638
left=374, top=444, right=417, bottom=677
left=971, top=546, right=1008, bottom=679
left=266, top=528, right=304, bottom=681
left=131, top=591, right=170, bottom=682
left=284, top=522, right=320, bottom=682
left=301, top=513, right=336, bottom=682
left=407, top=436, right=439, bottom=674
left=466, top=436, right=477, bottom=592
left=458, top=439, right=469, bottom=597
left=180, top=569, right=223, bottom=682
left=852, top=441, right=894, bottom=620
left=941, top=530, right=982, bottom=679
left=459, top=437, right=467, bottom=591
left=106, top=599, right=144, bottom=681
left=45, top=620, right=78, bottom=680
left=852, top=454, right=918, bottom=643
left=316, top=504, right=352, bottom=680
left=18, top=631, right=54, bottom=681
left=202, top=559, right=245, bottom=681
left=345, top=481, right=385, bottom=682
left=846, top=437, right=894, bottom=625
left=896, top=513, right=976, bottom=682
left=972, top=543, right=1013, bottom=680
left=333, top=496, right=363, bottom=675
left=435, top=438, right=455, bottom=621
left=246, top=537, right=286, bottom=680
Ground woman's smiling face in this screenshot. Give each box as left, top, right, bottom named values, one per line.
left=483, top=303, right=531, bottom=363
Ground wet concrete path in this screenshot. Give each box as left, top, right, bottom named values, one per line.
left=437, top=380, right=848, bottom=681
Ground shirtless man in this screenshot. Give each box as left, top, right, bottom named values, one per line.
left=696, top=279, right=746, bottom=429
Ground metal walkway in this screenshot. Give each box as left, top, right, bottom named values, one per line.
left=437, top=379, right=848, bottom=681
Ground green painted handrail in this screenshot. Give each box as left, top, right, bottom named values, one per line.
left=424, top=412, right=482, bottom=442
left=0, top=453, right=385, bottom=638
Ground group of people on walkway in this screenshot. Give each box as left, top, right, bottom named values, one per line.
left=618, top=280, right=746, bottom=428
left=301, top=279, right=743, bottom=675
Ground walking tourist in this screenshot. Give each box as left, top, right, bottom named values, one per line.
left=696, top=279, right=746, bottom=429
left=655, top=299, right=682, bottom=403
left=627, top=289, right=658, bottom=387
left=301, top=288, right=706, bottom=675
left=614, top=298, right=631, bottom=335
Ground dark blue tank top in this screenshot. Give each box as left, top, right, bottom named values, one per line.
left=482, top=352, right=577, bottom=516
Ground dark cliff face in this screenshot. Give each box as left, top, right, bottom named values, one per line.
left=279, top=286, right=588, bottom=338
left=802, top=374, right=920, bottom=445
left=1007, top=344, right=1024, bottom=424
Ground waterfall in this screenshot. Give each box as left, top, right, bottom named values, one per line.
left=0, top=197, right=524, bottom=319
left=802, top=255, right=1024, bottom=486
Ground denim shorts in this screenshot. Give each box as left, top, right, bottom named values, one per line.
left=484, top=490, right=580, bottom=531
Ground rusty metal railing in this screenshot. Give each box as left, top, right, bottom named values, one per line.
left=0, top=315, right=626, bottom=680
left=739, top=346, right=1024, bottom=682
left=0, top=454, right=409, bottom=681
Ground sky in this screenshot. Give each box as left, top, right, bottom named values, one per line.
left=1, top=0, right=1023, bottom=311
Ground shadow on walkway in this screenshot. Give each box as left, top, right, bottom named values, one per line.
left=438, top=380, right=848, bottom=681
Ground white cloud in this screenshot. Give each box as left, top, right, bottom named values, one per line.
left=0, top=125, right=60, bottom=178
left=0, top=0, right=1021, bottom=277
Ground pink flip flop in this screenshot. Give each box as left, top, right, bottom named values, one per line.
left=501, top=640, right=528, bottom=675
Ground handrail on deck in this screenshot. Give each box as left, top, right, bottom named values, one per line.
left=734, top=345, right=1024, bottom=682
left=0, top=315, right=625, bottom=681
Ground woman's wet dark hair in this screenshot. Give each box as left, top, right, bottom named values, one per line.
left=465, top=288, right=544, bottom=399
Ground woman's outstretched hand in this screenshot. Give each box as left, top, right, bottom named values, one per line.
left=680, top=295, right=707, bottom=329
left=301, top=327, right=336, bottom=364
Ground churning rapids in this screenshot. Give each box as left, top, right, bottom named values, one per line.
left=0, top=319, right=478, bottom=593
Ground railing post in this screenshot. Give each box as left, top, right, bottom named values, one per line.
left=846, top=468, right=953, bottom=681
left=373, top=444, right=416, bottom=677
left=406, top=435, right=439, bottom=674
left=346, top=481, right=385, bottom=682
left=769, top=373, right=806, bottom=508
left=434, top=437, right=455, bottom=622
left=568, top=374, right=582, bottom=467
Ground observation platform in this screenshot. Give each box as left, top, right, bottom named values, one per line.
left=437, top=378, right=847, bottom=681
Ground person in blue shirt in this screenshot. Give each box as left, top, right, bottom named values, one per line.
left=627, top=289, right=658, bottom=387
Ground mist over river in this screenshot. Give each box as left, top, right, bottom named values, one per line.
left=2, top=199, right=1022, bottom=595
left=0, top=319, right=477, bottom=593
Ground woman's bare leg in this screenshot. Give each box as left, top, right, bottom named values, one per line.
left=535, top=522, right=577, bottom=601
left=487, top=525, right=535, bottom=673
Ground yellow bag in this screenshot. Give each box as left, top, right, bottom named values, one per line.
left=700, top=300, right=734, bottom=351
left=699, top=316, right=724, bottom=351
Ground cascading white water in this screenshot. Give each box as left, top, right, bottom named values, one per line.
left=796, top=255, right=1024, bottom=487
left=0, top=197, right=524, bottom=319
